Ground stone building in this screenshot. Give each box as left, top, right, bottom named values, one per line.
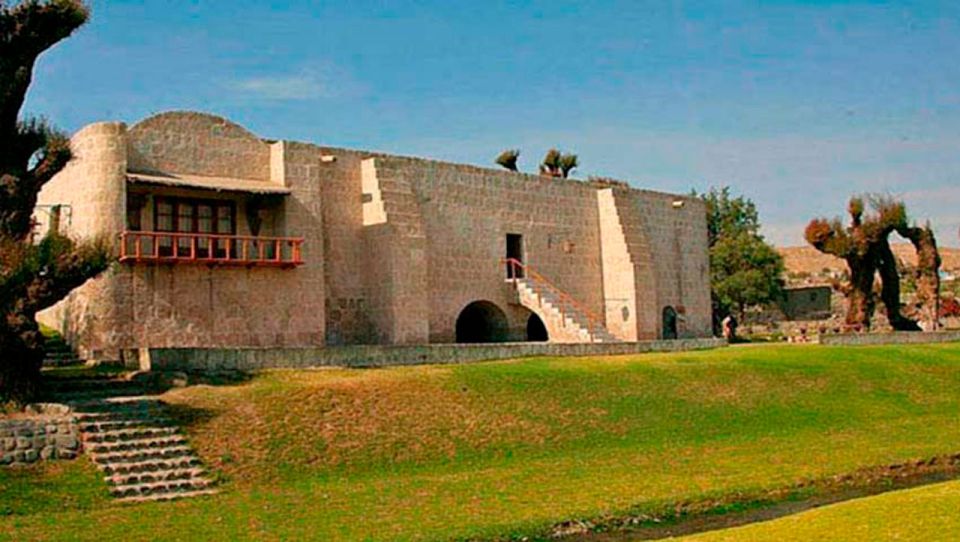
left=778, top=286, right=833, bottom=321
left=35, top=111, right=712, bottom=361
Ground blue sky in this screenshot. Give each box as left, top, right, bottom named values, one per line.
left=23, top=0, right=960, bottom=246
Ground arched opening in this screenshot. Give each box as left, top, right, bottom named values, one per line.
left=526, top=313, right=548, bottom=342
left=662, top=306, right=678, bottom=340
left=456, top=301, right=509, bottom=343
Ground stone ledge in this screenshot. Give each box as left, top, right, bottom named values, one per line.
left=145, top=338, right=726, bottom=373
left=820, top=330, right=960, bottom=346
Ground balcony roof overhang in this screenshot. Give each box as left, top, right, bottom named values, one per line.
left=127, top=171, right=291, bottom=195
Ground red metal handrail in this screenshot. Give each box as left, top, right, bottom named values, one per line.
left=502, top=257, right=605, bottom=333
left=119, top=231, right=304, bottom=267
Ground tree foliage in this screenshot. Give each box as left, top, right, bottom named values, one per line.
left=697, top=187, right=784, bottom=323
left=494, top=149, right=519, bottom=172
left=539, top=148, right=578, bottom=178
left=558, top=153, right=578, bottom=178
left=1, top=0, right=110, bottom=402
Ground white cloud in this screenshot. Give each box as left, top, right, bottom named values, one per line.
left=230, top=65, right=362, bottom=101
left=233, top=72, right=330, bottom=100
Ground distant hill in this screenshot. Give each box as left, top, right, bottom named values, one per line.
left=779, top=244, right=960, bottom=280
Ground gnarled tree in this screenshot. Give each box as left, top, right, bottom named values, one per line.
left=804, top=195, right=940, bottom=331
left=1, top=0, right=110, bottom=402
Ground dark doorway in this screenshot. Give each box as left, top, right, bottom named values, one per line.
left=506, top=233, right=524, bottom=279
left=662, top=306, right=678, bottom=340
left=526, top=313, right=548, bottom=342
left=456, top=301, right=510, bottom=343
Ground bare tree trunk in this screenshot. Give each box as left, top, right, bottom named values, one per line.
left=899, top=225, right=941, bottom=331
left=845, top=255, right=876, bottom=330
left=877, top=239, right=920, bottom=331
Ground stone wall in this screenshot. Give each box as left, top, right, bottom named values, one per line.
left=36, top=122, right=128, bottom=359
left=126, top=111, right=271, bottom=181
left=820, top=330, right=960, bottom=346
left=317, top=148, right=376, bottom=345
left=38, top=115, right=328, bottom=359
left=0, top=405, right=79, bottom=466
left=381, top=156, right=607, bottom=343
left=144, top=338, right=727, bottom=372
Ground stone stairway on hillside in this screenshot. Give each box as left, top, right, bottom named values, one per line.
left=43, top=372, right=218, bottom=504
left=72, top=396, right=217, bottom=503
left=42, top=333, right=82, bottom=367
left=513, top=278, right=620, bottom=343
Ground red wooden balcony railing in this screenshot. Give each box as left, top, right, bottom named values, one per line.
left=119, top=231, right=304, bottom=268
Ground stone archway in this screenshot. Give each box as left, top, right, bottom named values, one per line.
left=526, top=313, right=548, bottom=342
left=456, top=301, right=510, bottom=343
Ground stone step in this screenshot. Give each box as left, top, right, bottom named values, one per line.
left=42, top=357, right=82, bottom=367
left=76, top=412, right=165, bottom=432
left=101, top=456, right=201, bottom=476
left=106, top=467, right=208, bottom=487
left=90, top=445, right=195, bottom=465
left=54, top=391, right=153, bottom=404
left=45, top=350, right=77, bottom=358
left=71, top=397, right=162, bottom=413
left=86, top=435, right=188, bottom=455
left=108, top=477, right=214, bottom=499
left=115, top=488, right=219, bottom=504
left=80, top=418, right=173, bottom=433
left=83, top=426, right=179, bottom=444
left=47, top=379, right=145, bottom=392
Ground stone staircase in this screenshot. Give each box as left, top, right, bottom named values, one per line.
left=42, top=333, right=82, bottom=367
left=72, top=396, right=217, bottom=503
left=44, top=377, right=149, bottom=404
left=43, top=371, right=218, bottom=503
left=513, top=277, right=620, bottom=343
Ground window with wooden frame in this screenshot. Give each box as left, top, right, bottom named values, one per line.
left=154, top=197, right=236, bottom=258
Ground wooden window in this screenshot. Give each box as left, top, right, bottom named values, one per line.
left=154, top=197, right=235, bottom=258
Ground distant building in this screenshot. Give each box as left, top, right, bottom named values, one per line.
left=779, top=286, right=832, bottom=320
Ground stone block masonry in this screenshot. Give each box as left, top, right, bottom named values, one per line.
left=145, top=338, right=726, bottom=373
left=820, top=330, right=960, bottom=346
left=0, top=405, right=80, bottom=466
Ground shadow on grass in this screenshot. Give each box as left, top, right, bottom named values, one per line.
left=551, top=452, right=960, bottom=541
left=39, top=367, right=255, bottom=404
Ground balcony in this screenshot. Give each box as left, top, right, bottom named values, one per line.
left=119, top=231, right=304, bottom=268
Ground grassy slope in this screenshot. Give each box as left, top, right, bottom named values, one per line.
left=2, top=344, right=960, bottom=541
left=680, top=479, right=960, bottom=541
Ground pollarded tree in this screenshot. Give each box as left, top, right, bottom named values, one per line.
left=538, top=148, right=579, bottom=178
left=539, top=148, right=562, bottom=177
left=805, top=195, right=938, bottom=331
left=495, top=149, right=519, bottom=172
left=1, top=0, right=110, bottom=402
left=558, top=153, right=578, bottom=179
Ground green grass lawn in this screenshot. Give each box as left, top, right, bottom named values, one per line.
left=2, top=343, right=960, bottom=541
left=679, top=479, right=960, bottom=541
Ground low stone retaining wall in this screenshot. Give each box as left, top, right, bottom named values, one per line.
left=1, top=404, right=79, bottom=466
left=144, top=338, right=726, bottom=373
left=820, top=330, right=960, bottom=347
